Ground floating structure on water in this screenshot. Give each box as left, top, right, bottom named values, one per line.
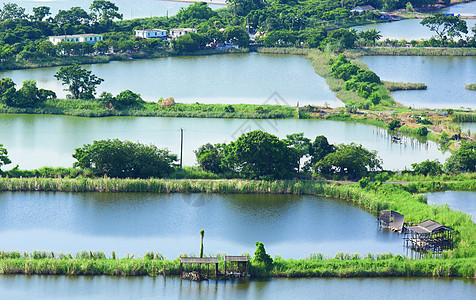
left=378, top=211, right=454, bottom=253
left=179, top=256, right=248, bottom=281
left=378, top=210, right=405, bottom=233
left=404, top=220, right=454, bottom=253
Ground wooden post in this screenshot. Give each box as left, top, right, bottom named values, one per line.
left=215, top=263, right=218, bottom=280
left=179, top=263, right=183, bottom=279
left=163, top=266, right=166, bottom=280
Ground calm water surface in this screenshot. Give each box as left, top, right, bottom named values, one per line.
left=9, top=0, right=225, bottom=19
left=0, top=114, right=448, bottom=170
left=0, top=192, right=404, bottom=258
left=427, top=191, right=476, bottom=220
left=0, top=53, right=341, bottom=106
left=353, top=19, right=476, bottom=40
left=439, top=1, right=476, bottom=15
left=359, top=56, right=476, bottom=109
left=0, top=276, right=474, bottom=300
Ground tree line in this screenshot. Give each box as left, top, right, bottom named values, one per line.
left=2, top=130, right=474, bottom=180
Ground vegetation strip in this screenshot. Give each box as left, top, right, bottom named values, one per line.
left=0, top=178, right=474, bottom=258
left=0, top=253, right=474, bottom=278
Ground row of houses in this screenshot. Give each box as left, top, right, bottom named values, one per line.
left=48, top=28, right=198, bottom=46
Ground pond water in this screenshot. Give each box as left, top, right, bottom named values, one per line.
left=352, top=19, right=476, bottom=41
left=0, top=114, right=448, bottom=171
left=460, top=122, right=476, bottom=134
left=0, top=53, right=342, bottom=107
left=427, top=191, right=476, bottom=220
left=359, top=56, right=476, bottom=109
left=439, top=1, right=476, bottom=15
left=9, top=0, right=226, bottom=20
left=0, top=192, right=404, bottom=259
left=0, top=275, right=474, bottom=300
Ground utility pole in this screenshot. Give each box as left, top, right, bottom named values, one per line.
left=180, top=128, right=183, bottom=169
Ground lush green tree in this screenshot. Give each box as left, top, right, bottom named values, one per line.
left=31, top=6, right=51, bottom=21
left=316, top=143, right=382, bottom=179
left=411, top=159, right=443, bottom=176
left=54, top=7, right=91, bottom=28
left=285, top=133, right=311, bottom=172
left=115, top=89, right=143, bottom=108
left=0, top=3, right=26, bottom=20
left=224, top=130, right=300, bottom=179
left=308, top=135, right=335, bottom=167
left=421, top=13, right=468, bottom=40
left=54, top=64, right=104, bottom=99
left=353, top=69, right=381, bottom=84
left=93, top=40, right=109, bottom=53
left=328, top=28, right=357, bottom=49
left=387, top=119, right=401, bottom=130
left=195, top=143, right=224, bottom=173
left=90, top=0, right=123, bottom=23
left=444, top=141, right=476, bottom=173
left=1, top=79, right=48, bottom=107
left=0, top=144, right=11, bottom=172
left=224, top=26, right=250, bottom=47
left=226, top=0, right=267, bottom=17
left=0, top=78, right=15, bottom=96
left=252, top=241, right=273, bottom=273
left=171, top=33, right=206, bottom=53
left=73, top=139, right=177, bottom=178
left=176, top=2, right=217, bottom=22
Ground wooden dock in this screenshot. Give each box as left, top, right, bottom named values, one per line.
left=378, top=210, right=405, bottom=233
left=224, top=256, right=248, bottom=278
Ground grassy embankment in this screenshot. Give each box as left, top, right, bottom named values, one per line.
left=258, top=47, right=475, bottom=144
left=0, top=48, right=246, bottom=71
left=0, top=178, right=475, bottom=277
left=0, top=100, right=296, bottom=119
left=347, top=47, right=476, bottom=57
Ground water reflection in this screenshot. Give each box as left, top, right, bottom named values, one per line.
left=0, top=192, right=404, bottom=258
left=0, top=275, right=474, bottom=300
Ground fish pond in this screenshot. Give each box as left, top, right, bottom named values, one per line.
left=0, top=114, right=448, bottom=171
left=0, top=192, right=405, bottom=259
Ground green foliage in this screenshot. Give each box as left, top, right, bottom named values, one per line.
left=415, top=126, right=429, bottom=137
left=72, top=139, right=177, bottom=178
left=252, top=241, right=273, bottom=274
left=115, top=89, right=143, bottom=108
left=411, top=159, right=443, bottom=176
left=0, top=79, right=54, bottom=108
left=445, top=141, right=476, bottom=173
left=421, top=13, right=468, bottom=40
left=195, top=143, right=224, bottom=174
left=465, top=83, right=476, bottom=91
left=387, top=119, right=401, bottom=130
left=221, top=130, right=300, bottom=179
left=0, top=144, right=11, bottom=172
left=54, top=64, right=104, bottom=99
left=308, top=135, right=335, bottom=167
left=316, top=143, right=382, bottom=180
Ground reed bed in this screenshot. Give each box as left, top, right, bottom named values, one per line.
left=0, top=251, right=474, bottom=278
left=1, top=177, right=475, bottom=258
left=453, top=112, right=476, bottom=122
left=383, top=81, right=427, bottom=91
left=349, top=47, right=476, bottom=57
left=0, top=102, right=297, bottom=119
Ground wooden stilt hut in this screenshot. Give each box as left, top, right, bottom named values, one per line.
left=378, top=210, right=405, bottom=233
left=224, top=256, right=248, bottom=278
left=404, top=219, right=454, bottom=253
left=179, top=257, right=219, bottom=280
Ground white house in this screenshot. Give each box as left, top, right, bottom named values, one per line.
left=169, top=28, right=198, bottom=39
left=135, top=29, right=167, bottom=39
left=350, top=5, right=376, bottom=13
left=49, top=34, right=104, bottom=45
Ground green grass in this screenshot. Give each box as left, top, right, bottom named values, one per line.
left=0, top=101, right=297, bottom=119
left=0, top=252, right=474, bottom=278
left=383, top=81, right=427, bottom=91
left=465, top=83, right=476, bottom=91
left=347, top=47, right=476, bottom=57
